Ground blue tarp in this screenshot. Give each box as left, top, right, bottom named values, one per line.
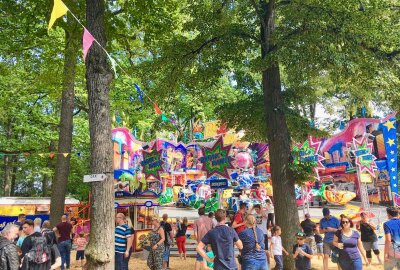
left=0, top=214, right=49, bottom=231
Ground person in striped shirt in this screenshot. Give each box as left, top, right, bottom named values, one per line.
left=115, top=213, right=133, bottom=270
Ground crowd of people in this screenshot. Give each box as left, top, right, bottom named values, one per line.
left=1, top=203, right=399, bottom=270
left=0, top=213, right=86, bottom=270
left=191, top=205, right=400, bottom=270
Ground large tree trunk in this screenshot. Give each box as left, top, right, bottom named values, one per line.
left=3, top=155, right=12, bottom=196
left=260, top=1, right=299, bottom=269
left=49, top=18, right=79, bottom=226
left=84, top=1, right=114, bottom=269
left=10, top=156, right=18, bottom=196
left=3, top=119, right=13, bottom=196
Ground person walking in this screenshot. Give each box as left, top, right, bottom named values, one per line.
left=333, top=215, right=367, bottom=270
left=196, top=209, right=243, bottom=270
left=194, top=207, right=214, bottom=270
left=232, top=203, right=247, bottom=234
left=115, top=213, right=133, bottom=270
left=0, top=223, right=20, bottom=270
left=74, top=232, right=87, bottom=268
left=176, top=217, right=188, bottom=260
left=54, top=214, right=73, bottom=270
left=319, top=207, right=340, bottom=270
left=160, top=213, right=174, bottom=270
left=293, top=232, right=313, bottom=270
left=301, top=213, right=316, bottom=253
left=238, top=214, right=268, bottom=270
left=21, top=219, right=61, bottom=270
left=265, top=199, right=275, bottom=228
left=356, top=212, right=382, bottom=265
left=270, top=225, right=289, bottom=270
left=383, top=206, right=400, bottom=270
left=147, top=217, right=165, bottom=270
left=251, top=204, right=269, bottom=253
left=126, top=217, right=135, bottom=260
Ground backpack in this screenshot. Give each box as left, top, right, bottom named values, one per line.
left=26, top=236, right=51, bottom=265
left=160, top=222, right=173, bottom=245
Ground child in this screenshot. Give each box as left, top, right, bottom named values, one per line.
left=293, top=232, right=313, bottom=270
left=75, top=232, right=88, bottom=268
left=270, top=225, right=289, bottom=270
left=313, top=228, right=323, bottom=260
left=203, top=244, right=214, bottom=270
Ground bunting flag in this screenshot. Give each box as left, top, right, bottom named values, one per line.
left=153, top=103, right=162, bottom=115
left=48, top=0, right=69, bottom=30
left=382, top=117, right=398, bottom=194
left=82, top=28, right=95, bottom=61
left=134, top=84, right=144, bottom=104
left=46, top=0, right=181, bottom=121
left=161, top=114, right=170, bottom=121
left=49, top=152, right=55, bottom=159
left=63, top=153, right=69, bottom=157
left=39, top=154, right=45, bottom=157
left=107, top=54, right=117, bottom=77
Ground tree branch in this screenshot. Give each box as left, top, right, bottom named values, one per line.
left=183, top=37, right=220, bottom=57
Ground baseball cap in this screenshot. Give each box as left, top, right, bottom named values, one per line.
left=296, top=232, right=306, bottom=238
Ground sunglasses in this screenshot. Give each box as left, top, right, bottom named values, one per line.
left=342, top=221, right=350, bottom=224
left=297, top=238, right=305, bottom=240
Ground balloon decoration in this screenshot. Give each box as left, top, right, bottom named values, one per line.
left=235, top=151, right=253, bottom=169
left=158, top=188, right=174, bottom=205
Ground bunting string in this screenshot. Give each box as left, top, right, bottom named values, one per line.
left=0, top=152, right=84, bottom=158
left=48, top=0, right=175, bottom=124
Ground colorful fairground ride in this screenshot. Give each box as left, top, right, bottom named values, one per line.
left=112, top=113, right=399, bottom=224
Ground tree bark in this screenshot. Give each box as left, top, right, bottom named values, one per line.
left=3, top=119, right=13, bottom=196
left=49, top=17, right=79, bottom=226
left=10, top=156, right=17, bottom=196
left=259, top=1, right=299, bottom=269
left=3, top=155, right=12, bottom=196
left=85, top=0, right=114, bottom=269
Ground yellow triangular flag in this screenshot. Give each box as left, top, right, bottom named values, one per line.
left=63, top=153, right=69, bottom=157
left=38, top=153, right=45, bottom=157
left=48, top=0, right=69, bottom=30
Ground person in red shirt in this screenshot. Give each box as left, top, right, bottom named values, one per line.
left=232, top=203, right=247, bottom=234
left=54, top=215, right=73, bottom=270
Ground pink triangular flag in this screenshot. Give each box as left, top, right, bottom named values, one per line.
left=82, top=28, right=95, bottom=61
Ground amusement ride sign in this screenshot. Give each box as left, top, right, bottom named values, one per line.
left=200, top=136, right=234, bottom=179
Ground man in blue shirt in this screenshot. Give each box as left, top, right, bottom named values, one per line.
left=196, top=209, right=243, bottom=270
left=319, top=208, right=340, bottom=270
left=115, top=213, right=132, bottom=270
left=383, top=206, right=400, bottom=270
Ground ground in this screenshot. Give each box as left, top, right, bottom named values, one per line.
left=69, top=250, right=384, bottom=270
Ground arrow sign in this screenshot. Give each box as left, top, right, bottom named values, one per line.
left=83, top=174, right=107, bottom=183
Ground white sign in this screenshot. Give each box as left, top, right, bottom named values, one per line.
left=83, top=174, right=107, bottom=183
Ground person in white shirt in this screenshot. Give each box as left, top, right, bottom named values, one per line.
left=265, top=198, right=275, bottom=228
left=270, top=225, right=289, bottom=270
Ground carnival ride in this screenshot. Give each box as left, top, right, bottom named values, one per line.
left=112, top=113, right=398, bottom=220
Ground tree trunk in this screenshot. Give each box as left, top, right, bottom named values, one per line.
left=10, top=156, right=18, bottom=196
left=3, top=155, right=12, bottom=196
left=260, top=1, right=299, bottom=269
left=3, top=119, right=13, bottom=196
left=85, top=1, right=114, bottom=269
left=49, top=17, right=79, bottom=226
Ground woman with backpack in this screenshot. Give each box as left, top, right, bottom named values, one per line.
left=238, top=214, right=268, bottom=270
left=356, top=212, right=382, bottom=265
left=147, top=216, right=165, bottom=270
left=332, top=215, right=367, bottom=270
